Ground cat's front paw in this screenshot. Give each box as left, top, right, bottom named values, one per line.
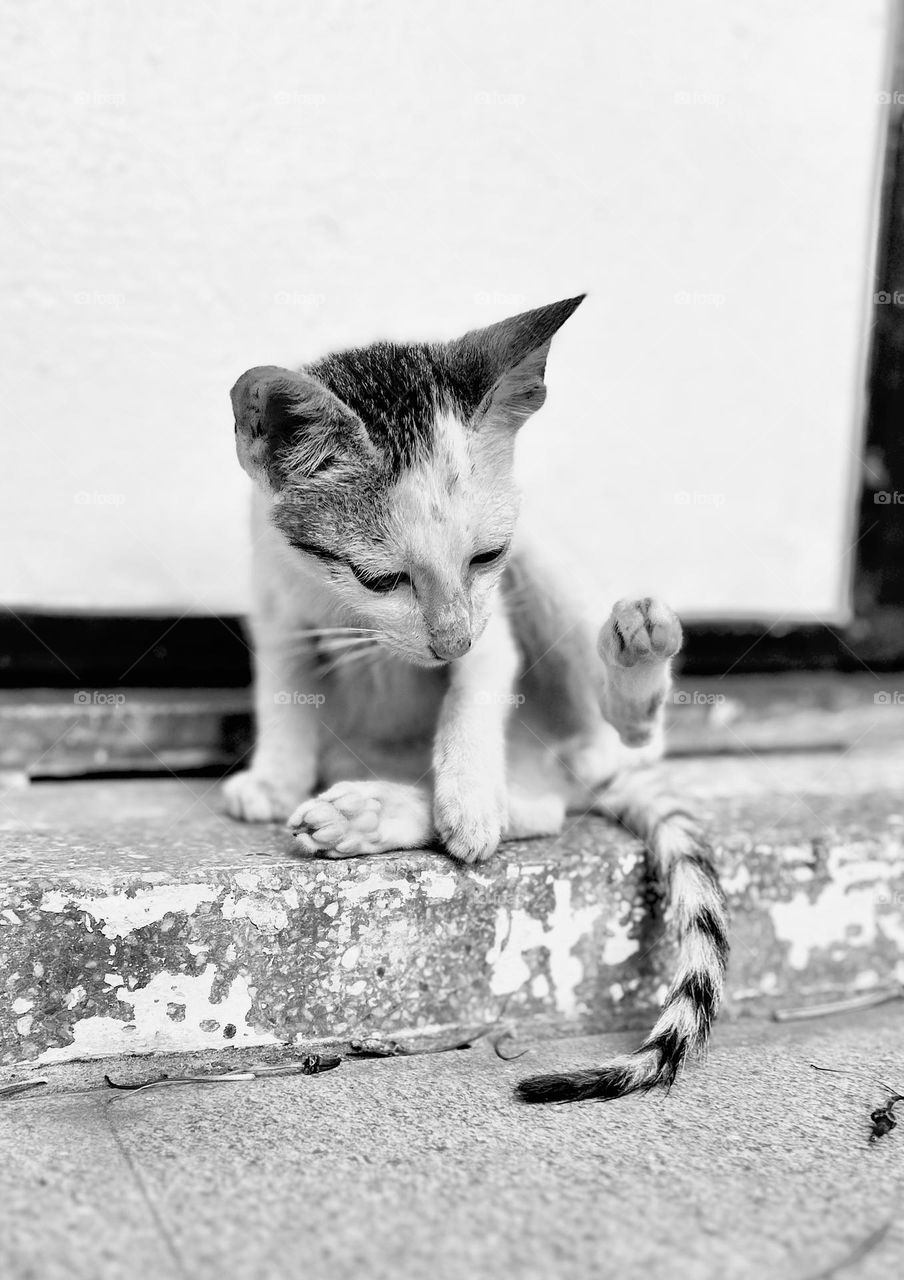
left=433, top=774, right=506, bottom=865
left=223, top=771, right=301, bottom=824
left=599, top=598, right=683, bottom=669
left=288, top=781, right=432, bottom=858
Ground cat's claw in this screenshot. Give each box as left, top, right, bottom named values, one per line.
left=223, top=770, right=300, bottom=823
left=288, top=781, right=431, bottom=858
left=598, top=597, right=682, bottom=669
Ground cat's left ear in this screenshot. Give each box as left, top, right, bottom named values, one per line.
left=230, top=365, right=377, bottom=490
left=452, top=294, right=585, bottom=430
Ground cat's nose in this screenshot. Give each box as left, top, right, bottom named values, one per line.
left=429, top=633, right=472, bottom=662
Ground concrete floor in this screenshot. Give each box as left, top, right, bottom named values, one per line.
left=2, top=1006, right=903, bottom=1280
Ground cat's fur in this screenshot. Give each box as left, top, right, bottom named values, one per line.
left=224, top=297, right=728, bottom=1102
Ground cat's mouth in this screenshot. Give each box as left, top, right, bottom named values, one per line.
left=380, top=639, right=449, bottom=669
left=404, top=649, right=450, bottom=669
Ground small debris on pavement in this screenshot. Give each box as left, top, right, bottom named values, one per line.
left=868, top=1094, right=903, bottom=1142
left=349, top=1026, right=495, bottom=1057
left=810, top=1062, right=904, bottom=1143
left=349, top=1037, right=405, bottom=1057
left=249, top=1054, right=341, bottom=1076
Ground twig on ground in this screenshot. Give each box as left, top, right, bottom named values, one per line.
left=0, top=1078, right=47, bottom=1099
left=104, top=1071, right=255, bottom=1093
left=492, top=1030, right=529, bottom=1061
left=774, top=988, right=903, bottom=1022
left=104, top=1054, right=341, bottom=1094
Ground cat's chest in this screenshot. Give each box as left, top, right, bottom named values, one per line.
left=320, top=649, right=448, bottom=745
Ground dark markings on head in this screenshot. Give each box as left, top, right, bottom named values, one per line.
left=308, top=342, right=494, bottom=479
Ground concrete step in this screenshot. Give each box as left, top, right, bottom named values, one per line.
left=2, top=743, right=903, bottom=1067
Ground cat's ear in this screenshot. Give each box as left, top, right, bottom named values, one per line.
left=453, top=294, right=585, bottom=429
left=230, top=365, right=375, bottom=489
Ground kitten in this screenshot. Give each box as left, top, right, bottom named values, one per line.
left=224, top=296, right=728, bottom=1103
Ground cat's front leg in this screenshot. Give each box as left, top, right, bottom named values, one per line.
left=223, top=629, right=321, bottom=823
left=598, top=597, right=682, bottom=748
left=432, top=607, right=520, bottom=864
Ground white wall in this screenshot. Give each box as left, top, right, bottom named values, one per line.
left=2, top=0, right=890, bottom=621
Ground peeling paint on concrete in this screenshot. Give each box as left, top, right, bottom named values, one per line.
left=221, top=893, right=289, bottom=933
left=341, top=875, right=414, bottom=904
left=35, top=965, right=278, bottom=1064
left=40, top=883, right=217, bottom=939
left=547, top=881, right=603, bottom=1018
left=486, top=906, right=542, bottom=997
left=485, top=881, right=602, bottom=1018
left=424, top=872, right=456, bottom=900
left=770, top=847, right=904, bottom=971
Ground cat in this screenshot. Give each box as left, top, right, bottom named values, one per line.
left=224, top=296, right=728, bottom=1102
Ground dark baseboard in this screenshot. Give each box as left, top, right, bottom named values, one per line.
left=0, top=612, right=253, bottom=688
left=2, top=609, right=903, bottom=688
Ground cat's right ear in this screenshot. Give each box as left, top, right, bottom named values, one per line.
left=452, top=294, right=586, bottom=432
left=230, top=365, right=375, bottom=490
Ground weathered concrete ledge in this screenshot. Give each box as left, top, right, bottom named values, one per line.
left=1, top=745, right=904, bottom=1066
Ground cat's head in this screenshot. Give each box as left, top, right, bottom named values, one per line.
left=231, top=295, right=584, bottom=666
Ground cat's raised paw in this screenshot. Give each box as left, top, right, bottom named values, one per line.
left=599, top=598, right=683, bottom=669
left=288, top=781, right=432, bottom=858
left=223, top=771, right=299, bottom=823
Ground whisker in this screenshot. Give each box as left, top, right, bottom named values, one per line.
left=278, top=626, right=378, bottom=640
left=315, top=637, right=381, bottom=653
left=319, top=643, right=385, bottom=676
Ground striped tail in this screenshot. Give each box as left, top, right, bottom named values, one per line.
left=516, top=775, right=729, bottom=1104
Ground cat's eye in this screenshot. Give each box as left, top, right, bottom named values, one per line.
left=348, top=562, right=411, bottom=594
left=470, top=546, right=508, bottom=568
